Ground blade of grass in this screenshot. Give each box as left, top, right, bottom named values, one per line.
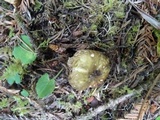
left=129, top=0, right=160, bottom=30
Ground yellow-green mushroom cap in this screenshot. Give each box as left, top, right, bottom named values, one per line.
left=67, top=50, right=110, bottom=91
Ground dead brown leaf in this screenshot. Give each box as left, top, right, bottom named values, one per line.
left=135, top=24, right=158, bottom=63
left=150, top=103, right=158, bottom=114
left=72, top=30, right=83, bottom=37
left=3, top=0, right=22, bottom=7
left=49, top=44, right=66, bottom=53
left=117, top=100, right=150, bottom=120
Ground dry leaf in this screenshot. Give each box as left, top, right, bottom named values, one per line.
left=150, top=103, right=158, bottom=114
left=135, top=24, right=158, bottom=63
left=4, top=0, right=22, bottom=7
left=49, top=44, right=66, bottom=53
left=117, top=100, right=150, bottom=120
left=72, top=30, right=83, bottom=37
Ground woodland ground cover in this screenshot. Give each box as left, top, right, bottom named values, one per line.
left=0, top=0, right=160, bottom=119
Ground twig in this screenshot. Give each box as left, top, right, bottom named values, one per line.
left=76, top=88, right=142, bottom=120
left=129, top=0, right=160, bottom=29
left=111, top=65, right=147, bottom=90
left=0, top=85, right=43, bottom=111
left=0, top=86, right=20, bottom=95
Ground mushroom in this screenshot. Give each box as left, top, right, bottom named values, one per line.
left=67, top=50, right=110, bottom=91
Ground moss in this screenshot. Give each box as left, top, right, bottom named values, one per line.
left=153, top=29, right=160, bottom=57
left=126, top=22, right=140, bottom=46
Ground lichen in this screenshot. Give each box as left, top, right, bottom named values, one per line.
left=67, top=50, right=110, bottom=91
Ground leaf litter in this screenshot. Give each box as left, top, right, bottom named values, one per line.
left=0, top=0, right=160, bottom=119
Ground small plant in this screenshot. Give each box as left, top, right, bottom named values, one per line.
left=0, top=96, right=31, bottom=116
left=1, top=60, right=23, bottom=85
left=0, top=98, right=9, bottom=109
left=36, top=69, right=63, bottom=98
left=13, top=35, right=37, bottom=65
left=1, top=34, right=63, bottom=99
left=1, top=35, right=36, bottom=85
left=113, top=85, right=134, bottom=98
left=11, top=96, right=30, bottom=116
left=59, top=100, right=82, bottom=113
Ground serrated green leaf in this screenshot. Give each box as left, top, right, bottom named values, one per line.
left=21, top=89, right=29, bottom=97
left=36, top=73, right=55, bottom=98
left=1, top=61, right=23, bottom=85
left=13, top=46, right=36, bottom=65
left=7, top=73, right=21, bottom=85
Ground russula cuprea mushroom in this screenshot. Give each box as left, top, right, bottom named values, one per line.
left=67, top=50, right=110, bottom=91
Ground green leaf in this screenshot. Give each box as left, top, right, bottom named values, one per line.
left=13, top=46, right=36, bottom=65
left=13, top=34, right=37, bottom=65
left=7, top=73, right=21, bottom=85
left=34, top=0, right=42, bottom=11
left=21, top=35, right=32, bottom=48
left=21, top=89, right=29, bottom=97
left=1, top=61, right=23, bottom=85
left=36, top=73, right=55, bottom=98
left=156, top=116, right=160, bottom=120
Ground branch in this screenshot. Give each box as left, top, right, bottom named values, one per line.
left=76, top=88, right=142, bottom=120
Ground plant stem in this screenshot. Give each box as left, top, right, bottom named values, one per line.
left=14, top=12, right=38, bottom=53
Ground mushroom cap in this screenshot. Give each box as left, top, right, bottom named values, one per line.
left=67, top=50, right=110, bottom=91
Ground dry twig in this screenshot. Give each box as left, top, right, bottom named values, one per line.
left=76, top=88, right=142, bottom=120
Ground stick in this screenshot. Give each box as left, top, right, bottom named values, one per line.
left=76, top=88, right=142, bottom=120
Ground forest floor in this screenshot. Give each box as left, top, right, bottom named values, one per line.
left=0, top=0, right=160, bottom=120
